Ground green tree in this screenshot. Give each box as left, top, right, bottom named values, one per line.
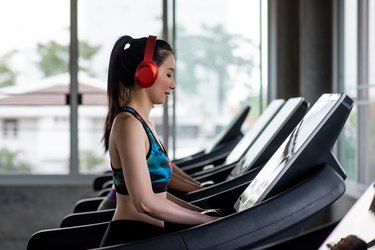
left=176, top=25, right=255, bottom=110
left=79, top=150, right=106, bottom=172
left=37, top=40, right=101, bottom=77
left=0, top=51, right=17, bottom=87
left=0, top=148, right=31, bottom=173
left=79, top=40, right=102, bottom=73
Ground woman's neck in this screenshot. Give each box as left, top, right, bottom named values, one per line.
left=125, top=101, right=152, bottom=122
left=125, top=87, right=155, bottom=121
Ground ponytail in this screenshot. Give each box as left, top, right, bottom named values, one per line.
left=102, top=36, right=134, bottom=151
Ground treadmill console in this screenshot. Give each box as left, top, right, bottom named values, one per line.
left=228, top=97, right=308, bottom=179
left=223, top=99, right=285, bottom=166
left=234, top=93, right=353, bottom=211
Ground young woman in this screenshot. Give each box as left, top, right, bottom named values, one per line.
left=100, top=35, right=220, bottom=247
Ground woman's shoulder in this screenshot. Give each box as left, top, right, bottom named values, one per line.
left=113, top=112, right=143, bottom=132
left=113, top=112, right=142, bottom=128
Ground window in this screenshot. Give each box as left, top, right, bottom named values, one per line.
left=0, top=0, right=70, bottom=175
left=0, top=1, right=263, bottom=181
left=339, top=0, right=375, bottom=185
left=77, top=0, right=163, bottom=174
left=2, top=119, right=18, bottom=138
left=172, top=0, right=264, bottom=158
left=359, top=0, right=375, bottom=185
left=338, top=0, right=358, bottom=180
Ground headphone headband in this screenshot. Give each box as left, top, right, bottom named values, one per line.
left=135, top=35, right=158, bottom=88
left=143, top=35, right=156, bottom=62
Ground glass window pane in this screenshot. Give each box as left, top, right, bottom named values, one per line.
left=174, top=0, right=261, bottom=158
left=0, top=0, right=70, bottom=174
left=78, top=0, right=163, bottom=174
left=367, top=0, right=375, bottom=181
left=340, top=0, right=375, bottom=184
left=340, top=0, right=358, bottom=180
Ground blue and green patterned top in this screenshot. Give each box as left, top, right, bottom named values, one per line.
left=111, top=106, right=172, bottom=194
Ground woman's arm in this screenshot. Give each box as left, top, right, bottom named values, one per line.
left=168, top=162, right=202, bottom=192
left=168, top=170, right=201, bottom=193
left=166, top=192, right=204, bottom=212
left=167, top=192, right=222, bottom=216
left=171, top=162, right=201, bottom=185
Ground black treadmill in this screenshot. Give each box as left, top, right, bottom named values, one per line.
left=26, top=93, right=353, bottom=250
left=96, top=93, right=353, bottom=249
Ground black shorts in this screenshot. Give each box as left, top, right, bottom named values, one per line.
left=100, top=220, right=191, bottom=247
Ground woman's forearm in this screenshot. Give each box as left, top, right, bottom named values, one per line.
left=166, top=192, right=204, bottom=212
left=168, top=172, right=201, bottom=192
left=138, top=193, right=217, bottom=225
left=172, top=163, right=201, bottom=185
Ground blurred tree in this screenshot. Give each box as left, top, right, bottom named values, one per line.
left=176, top=24, right=256, bottom=110
left=79, top=150, right=106, bottom=172
left=37, top=41, right=68, bottom=76
left=0, top=51, right=17, bottom=87
left=0, top=148, right=31, bottom=173
left=37, top=40, right=101, bottom=77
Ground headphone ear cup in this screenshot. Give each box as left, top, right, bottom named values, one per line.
left=135, top=61, right=158, bottom=88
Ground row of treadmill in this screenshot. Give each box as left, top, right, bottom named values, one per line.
left=27, top=93, right=354, bottom=250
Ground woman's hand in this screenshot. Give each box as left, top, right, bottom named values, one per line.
left=200, top=208, right=223, bottom=217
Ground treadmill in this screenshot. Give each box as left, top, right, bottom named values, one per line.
left=98, top=93, right=353, bottom=249
left=63, top=97, right=306, bottom=224
left=26, top=93, right=353, bottom=250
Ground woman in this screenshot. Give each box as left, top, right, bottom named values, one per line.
left=100, top=35, right=220, bottom=247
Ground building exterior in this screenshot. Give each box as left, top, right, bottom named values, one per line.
left=0, top=74, right=108, bottom=174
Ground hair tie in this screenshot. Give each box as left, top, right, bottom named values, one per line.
left=124, top=43, right=131, bottom=50
left=124, top=38, right=133, bottom=51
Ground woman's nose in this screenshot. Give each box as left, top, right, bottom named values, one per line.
left=170, top=80, right=176, bottom=90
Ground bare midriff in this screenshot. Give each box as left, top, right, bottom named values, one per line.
left=112, top=192, right=167, bottom=228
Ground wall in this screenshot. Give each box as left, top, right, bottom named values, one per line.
left=268, top=0, right=334, bottom=104
left=0, top=185, right=93, bottom=250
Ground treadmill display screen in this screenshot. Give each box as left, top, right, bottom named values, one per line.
left=224, top=100, right=285, bottom=165
left=229, top=97, right=305, bottom=178
left=234, top=94, right=343, bottom=211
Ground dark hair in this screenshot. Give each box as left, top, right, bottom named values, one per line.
left=103, top=35, right=173, bottom=151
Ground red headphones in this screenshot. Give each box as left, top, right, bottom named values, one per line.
left=135, top=35, right=158, bottom=88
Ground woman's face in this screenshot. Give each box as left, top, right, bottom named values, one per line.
left=147, top=54, right=176, bottom=104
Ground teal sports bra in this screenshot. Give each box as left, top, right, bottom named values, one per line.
left=111, top=106, right=172, bottom=195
